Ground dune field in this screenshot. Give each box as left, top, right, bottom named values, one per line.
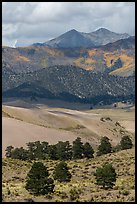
left=2, top=99, right=135, bottom=157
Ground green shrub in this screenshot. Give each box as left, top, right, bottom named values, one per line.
left=120, top=135, right=133, bottom=150
left=121, top=189, right=130, bottom=196
left=69, top=188, right=80, bottom=201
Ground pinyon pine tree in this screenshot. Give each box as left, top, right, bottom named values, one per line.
left=25, top=162, right=54, bottom=195
left=53, top=161, right=72, bottom=182
left=94, top=163, right=116, bottom=189
left=83, top=142, right=94, bottom=158
left=97, top=136, right=112, bottom=156
left=72, top=137, right=84, bottom=159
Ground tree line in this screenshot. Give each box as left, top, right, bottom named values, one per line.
left=5, top=135, right=133, bottom=161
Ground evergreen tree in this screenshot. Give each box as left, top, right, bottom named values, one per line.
left=53, top=161, right=72, bottom=182
left=25, top=162, right=54, bottom=195
left=5, top=146, right=14, bottom=158
left=48, top=144, right=58, bottom=160
left=72, top=137, right=84, bottom=159
left=32, top=141, right=43, bottom=160
left=41, top=141, right=49, bottom=159
left=11, top=147, right=29, bottom=160
left=83, top=142, right=94, bottom=158
left=97, top=136, right=112, bottom=156
left=26, top=142, right=37, bottom=160
left=120, top=135, right=133, bottom=150
left=94, top=163, right=116, bottom=189
left=56, top=141, right=72, bottom=160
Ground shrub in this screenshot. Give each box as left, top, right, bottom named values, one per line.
left=94, top=163, right=116, bottom=189
left=112, top=144, right=121, bottom=153
left=69, top=188, right=80, bottom=201
left=59, top=191, right=68, bottom=199
left=53, top=161, right=72, bottom=182
left=5, top=146, right=14, bottom=158
left=25, top=162, right=54, bottom=196
left=121, top=189, right=130, bottom=196
left=120, top=135, right=133, bottom=150
left=24, top=198, right=35, bottom=202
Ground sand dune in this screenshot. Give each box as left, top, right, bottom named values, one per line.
left=2, top=101, right=135, bottom=158
left=2, top=117, right=90, bottom=157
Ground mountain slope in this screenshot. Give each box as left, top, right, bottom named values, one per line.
left=42, top=29, right=95, bottom=48
left=2, top=36, right=135, bottom=76
left=2, top=65, right=135, bottom=104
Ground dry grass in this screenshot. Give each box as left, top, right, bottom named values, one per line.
left=2, top=147, right=135, bottom=202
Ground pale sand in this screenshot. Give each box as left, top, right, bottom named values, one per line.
left=2, top=103, right=135, bottom=158
left=2, top=117, right=89, bottom=157
left=119, top=120, right=135, bottom=133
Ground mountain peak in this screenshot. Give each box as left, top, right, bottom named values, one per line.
left=61, top=29, right=80, bottom=37
left=93, top=28, right=111, bottom=33
left=67, top=29, right=78, bottom=33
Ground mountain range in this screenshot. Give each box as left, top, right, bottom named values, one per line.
left=33, top=28, right=130, bottom=48
left=2, top=28, right=135, bottom=104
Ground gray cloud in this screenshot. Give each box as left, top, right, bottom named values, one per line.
left=2, top=2, right=135, bottom=47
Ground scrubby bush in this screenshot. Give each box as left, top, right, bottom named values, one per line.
left=69, top=188, right=80, bottom=201
left=5, top=146, right=14, bottom=158
left=112, top=144, right=121, bottom=153
left=120, top=135, right=133, bottom=150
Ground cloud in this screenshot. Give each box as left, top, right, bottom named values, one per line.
left=2, top=2, right=135, bottom=47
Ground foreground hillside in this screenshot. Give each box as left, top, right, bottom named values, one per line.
left=2, top=147, right=135, bottom=202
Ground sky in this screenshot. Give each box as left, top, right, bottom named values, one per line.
left=2, top=2, right=135, bottom=47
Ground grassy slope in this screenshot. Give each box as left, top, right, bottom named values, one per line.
left=2, top=147, right=135, bottom=202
